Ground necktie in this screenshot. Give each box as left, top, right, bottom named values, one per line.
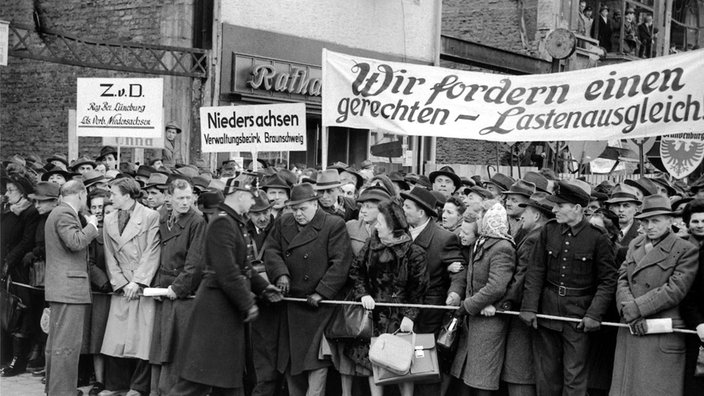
left=118, top=209, right=130, bottom=235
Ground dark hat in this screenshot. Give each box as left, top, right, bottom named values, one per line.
left=400, top=186, right=438, bottom=217
left=165, top=121, right=182, bottom=133
left=96, top=146, right=118, bottom=161
left=2, top=154, right=26, bottom=168
left=174, top=165, right=199, bottom=179
left=340, top=167, right=364, bottom=190
left=82, top=170, right=107, bottom=188
left=286, top=183, right=318, bottom=206
left=502, top=180, right=536, bottom=197
left=69, top=156, right=96, bottom=171
left=429, top=166, right=461, bottom=192
left=568, top=179, right=592, bottom=196
left=224, top=174, right=258, bottom=196
left=635, top=195, right=674, bottom=219
left=650, top=176, right=677, bottom=196
left=547, top=181, right=590, bottom=206
left=191, top=175, right=211, bottom=193
left=1, top=174, right=34, bottom=196
left=672, top=196, right=693, bottom=212
left=430, top=190, right=447, bottom=207
left=624, top=178, right=658, bottom=197
left=261, top=174, right=291, bottom=192
left=315, top=169, right=343, bottom=190
left=198, top=189, right=224, bottom=213
left=28, top=181, right=60, bottom=201
left=415, top=175, right=432, bottom=189
left=590, top=191, right=609, bottom=202
left=523, top=171, right=550, bottom=193
left=519, top=192, right=555, bottom=218
left=136, top=165, right=157, bottom=179
left=388, top=172, right=410, bottom=191
left=144, top=173, right=169, bottom=190
left=277, top=169, right=298, bottom=187
left=625, top=7, right=635, bottom=13
left=25, top=154, right=43, bottom=166
left=594, top=180, right=615, bottom=196
left=484, top=173, right=515, bottom=192
left=46, top=153, right=69, bottom=168
left=357, top=186, right=392, bottom=203
left=250, top=190, right=273, bottom=212
left=41, top=168, right=73, bottom=182
left=149, top=157, right=163, bottom=166
left=466, top=186, right=495, bottom=200
left=460, top=176, right=476, bottom=187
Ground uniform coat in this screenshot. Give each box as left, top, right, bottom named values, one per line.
left=500, top=225, right=541, bottom=384
left=412, top=219, right=466, bottom=333
left=265, top=209, right=352, bottom=376
left=178, top=204, right=269, bottom=389
left=451, top=237, right=515, bottom=390
left=610, top=232, right=698, bottom=396
left=44, top=203, right=99, bottom=304
left=101, top=203, right=160, bottom=360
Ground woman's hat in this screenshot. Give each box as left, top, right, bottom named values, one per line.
left=286, top=183, right=318, bottom=206
left=429, top=166, right=462, bottom=191
left=41, top=168, right=73, bottom=182
left=28, top=182, right=60, bottom=201
left=635, top=195, right=674, bottom=219
left=357, top=186, right=392, bottom=204
left=1, top=174, right=34, bottom=196
left=400, top=186, right=438, bottom=217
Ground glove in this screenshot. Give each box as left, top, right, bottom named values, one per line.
left=621, top=301, right=641, bottom=322
left=306, top=293, right=323, bottom=308
left=244, top=305, right=259, bottom=323
left=577, top=316, right=601, bottom=332
left=261, top=284, right=284, bottom=303
left=480, top=304, right=497, bottom=317
left=399, top=317, right=414, bottom=332
left=629, top=318, right=648, bottom=336
left=276, top=275, right=290, bottom=295
left=445, top=292, right=461, bottom=306
left=361, top=295, right=375, bottom=310
left=519, top=311, right=538, bottom=329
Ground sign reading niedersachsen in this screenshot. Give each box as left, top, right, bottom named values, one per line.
left=200, top=103, right=307, bottom=152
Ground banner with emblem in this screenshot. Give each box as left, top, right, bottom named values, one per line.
left=322, top=49, right=704, bottom=142
left=660, top=134, right=704, bottom=178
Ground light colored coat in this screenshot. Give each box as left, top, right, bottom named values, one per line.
left=101, top=203, right=160, bottom=360
left=609, top=232, right=698, bottom=396
left=44, top=202, right=99, bottom=304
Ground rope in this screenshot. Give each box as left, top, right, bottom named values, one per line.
left=10, top=281, right=698, bottom=335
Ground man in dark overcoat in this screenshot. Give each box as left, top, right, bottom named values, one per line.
left=521, top=181, right=617, bottom=396
left=171, top=176, right=282, bottom=396
left=264, top=183, right=352, bottom=396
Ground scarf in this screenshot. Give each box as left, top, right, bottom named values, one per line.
left=9, top=198, right=32, bottom=216
left=479, top=202, right=514, bottom=244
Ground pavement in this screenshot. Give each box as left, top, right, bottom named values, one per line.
left=0, top=372, right=93, bottom=396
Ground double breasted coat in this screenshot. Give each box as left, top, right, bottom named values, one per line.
left=610, top=232, right=698, bottom=396
left=101, top=203, right=160, bottom=360
left=264, top=208, right=352, bottom=376
left=179, top=204, right=270, bottom=389
left=451, top=237, right=515, bottom=390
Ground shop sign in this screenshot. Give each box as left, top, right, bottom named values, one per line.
left=232, top=54, right=321, bottom=104
left=323, top=49, right=704, bottom=142
left=199, top=102, right=307, bottom=153
left=76, top=78, right=163, bottom=138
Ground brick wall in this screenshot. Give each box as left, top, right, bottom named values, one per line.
left=0, top=0, right=200, bottom=163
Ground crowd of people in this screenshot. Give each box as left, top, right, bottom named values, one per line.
left=2, top=144, right=704, bottom=396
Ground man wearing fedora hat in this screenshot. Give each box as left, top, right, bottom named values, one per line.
left=264, top=183, right=352, bottom=396
left=173, top=175, right=282, bottom=396
left=261, top=174, right=291, bottom=219
left=606, top=185, right=643, bottom=247
left=610, top=195, right=698, bottom=396
left=429, top=166, right=462, bottom=199
left=500, top=192, right=554, bottom=395
left=521, top=181, right=617, bottom=396
left=70, top=156, right=96, bottom=175
left=315, top=169, right=358, bottom=222
left=400, top=186, right=465, bottom=396
left=502, top=180, right=537, bottom=238
left=96, top=146, right=119, bottom=171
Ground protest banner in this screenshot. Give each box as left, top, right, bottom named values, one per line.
left=322, top=49, right=704, bottom=142
left=76, top=78, right=163, bottom=138
left=199, top=103, right=307, bottom=153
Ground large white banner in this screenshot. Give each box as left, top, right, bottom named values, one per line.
left=322, top=49, right=704, bottom=142
left=76, top=78, right=163, bottom=138
left=199, top=103, right=307, bottom=153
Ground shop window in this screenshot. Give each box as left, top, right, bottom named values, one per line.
left=670, top=0, right=700, bottom=52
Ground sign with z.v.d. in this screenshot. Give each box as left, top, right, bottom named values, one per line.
left=76, top=78, right=163, bottom=138
left=200, top=103, right=307, bottom=152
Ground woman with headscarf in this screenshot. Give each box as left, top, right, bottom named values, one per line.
left=348, top=200, right=429, bottom=396
left=450, top=203, right=516, bottom=396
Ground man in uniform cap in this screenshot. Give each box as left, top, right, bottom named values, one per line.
left=521, top=181, right=617, bottom=396
left=172, top=175, right=282, bottom=396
